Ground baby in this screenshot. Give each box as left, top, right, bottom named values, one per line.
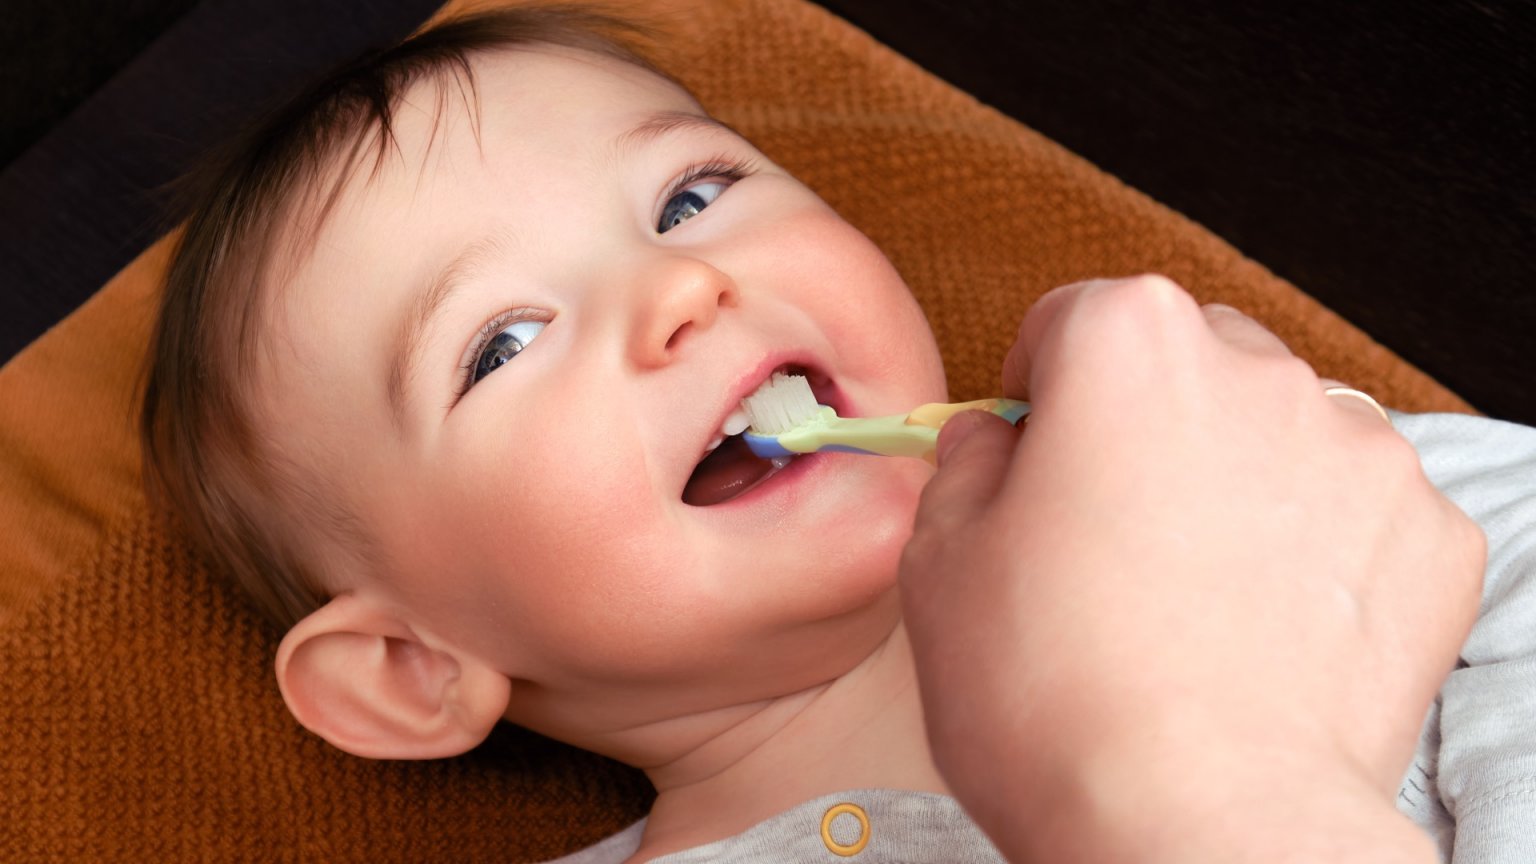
left=140, top=6, right=1536, bottom=863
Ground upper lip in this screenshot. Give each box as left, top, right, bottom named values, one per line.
left=696, top=351, right=840, bottom=462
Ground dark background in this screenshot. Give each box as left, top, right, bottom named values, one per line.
left=2, top=0, right=1531, bottom=422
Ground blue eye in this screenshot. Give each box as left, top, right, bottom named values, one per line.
left=657, top=180, right=729, bottom=233
left=469, top=319, right=545, bottom=386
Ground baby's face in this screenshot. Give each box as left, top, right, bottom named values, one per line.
left=257, top=47, right=947, bottom=737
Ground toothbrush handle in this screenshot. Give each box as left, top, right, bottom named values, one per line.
left=743, top=399, right=1030, bottom=462
left=817, top=398, right=1030, bottom=463
left=907, top=398, right=1030, bottom=429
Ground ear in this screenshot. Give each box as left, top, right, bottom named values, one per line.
left=274, top=593, right=512, bottom=759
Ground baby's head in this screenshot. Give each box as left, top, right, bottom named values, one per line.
left=143, top=5, right=947, bottom=762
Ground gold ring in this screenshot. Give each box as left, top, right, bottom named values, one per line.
left=1323, top=386, right=1392, bottom=425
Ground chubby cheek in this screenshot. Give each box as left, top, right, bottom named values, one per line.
left=359, top=392, right=685, bottom=667
left=396, top=407, right=925, bottom=688
left=771, top=207, right=946, bottom=404
left=422, top=433, right=677, bottom=649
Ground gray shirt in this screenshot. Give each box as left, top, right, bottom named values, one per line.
left=1392, top=411, right=1536, bottom=862
left=548, top=790, right=1004, bottom=863
left=549, top=412, right=1536, bottom=863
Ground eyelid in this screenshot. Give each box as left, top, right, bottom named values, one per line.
left=655, top=156, right=758, bottom=226
left=453, top=305, right=550, bottom=404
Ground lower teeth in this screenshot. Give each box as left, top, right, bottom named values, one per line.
left=770, top=455, right=795, bottom=470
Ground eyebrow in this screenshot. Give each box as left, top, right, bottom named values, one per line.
left=610, top=110, right=740, bottom=159
left=386, top=233, right=507, bottom=426
left=385, top=110, right=744, bottom=427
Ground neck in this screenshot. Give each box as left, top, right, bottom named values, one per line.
left=626, top=622, right=946, bottom=861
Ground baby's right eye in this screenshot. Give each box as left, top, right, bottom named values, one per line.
left=463, top=318, right=546, bottom=391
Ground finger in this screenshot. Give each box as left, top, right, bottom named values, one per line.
left=902, top=412, right=1018, bottom=601
left=1002, top=278, right=1118, bottom=400
left=1315, top=376, right=1396, bottom=425
left=1320, top=383, right=1395, bottom=427
left=1200, top=303, right=1294, bottom=359
left=920, top=411, right=1020, bottom=524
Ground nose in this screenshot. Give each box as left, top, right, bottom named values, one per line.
left=628, top=255, right=739, bottom=368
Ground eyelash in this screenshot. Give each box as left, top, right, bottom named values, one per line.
left=455, top=306, right=544, bottom=402
left=452, top=156, right=759, bottom=401
left=657, top=156, right=758, bottom=225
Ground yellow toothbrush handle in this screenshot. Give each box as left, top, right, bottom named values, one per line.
left=906, top=398, right=1029, bottom=429
left=756, top=399, right=1030, bottom=463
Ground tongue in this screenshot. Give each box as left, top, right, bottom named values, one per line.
left=683, top=435, right=778, bottom=506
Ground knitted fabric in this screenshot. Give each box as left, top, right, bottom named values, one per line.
left=0, top=0, right=1471, bottom=860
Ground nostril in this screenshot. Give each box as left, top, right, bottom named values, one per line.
left=664, top=322, right=692, bottom=352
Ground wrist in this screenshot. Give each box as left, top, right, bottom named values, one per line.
left=1066, top=760, right=1430, bottom=864
left=968, top=721, right=1434, bottom=864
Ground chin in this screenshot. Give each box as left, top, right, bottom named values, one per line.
left=809, top=583, right=907, bottom=679
left=806, top=467, right=921, bottom=616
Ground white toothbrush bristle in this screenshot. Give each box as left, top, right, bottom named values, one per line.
left=741, top=373, right=820, bottom=435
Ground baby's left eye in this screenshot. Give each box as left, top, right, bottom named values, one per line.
left=657, top=181, right=730, bottom=234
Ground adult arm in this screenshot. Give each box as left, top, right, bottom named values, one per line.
left=899, top=275, right=1486, bottom=863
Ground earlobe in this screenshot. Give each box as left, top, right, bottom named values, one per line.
left=274, top=593, right=512, bottom=759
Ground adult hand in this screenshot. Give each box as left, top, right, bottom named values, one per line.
left=900, top=275, right=1485, bottom=863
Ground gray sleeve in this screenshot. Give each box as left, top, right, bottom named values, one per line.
left=1394, top=412, right=1536, bottom=864
left=539, top=821, right=645, bottom=864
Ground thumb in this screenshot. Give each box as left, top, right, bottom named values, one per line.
left=923, top=410, right=1020, bottom=525
left=901, top=410, right=1018, bottom=606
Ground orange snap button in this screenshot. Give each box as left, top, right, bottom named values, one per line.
left=820, top=802, right=870, bottom=856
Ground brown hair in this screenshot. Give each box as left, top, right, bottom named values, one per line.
left=140, top=5, right=673, bottom=629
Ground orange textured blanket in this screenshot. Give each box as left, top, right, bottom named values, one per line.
left=0, top=0, right=1471, bottom=860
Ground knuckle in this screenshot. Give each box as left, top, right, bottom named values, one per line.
left=905, top=492, right=954, bottom=553
left=1122, top=272, right=1186, bottom=299
left=913, top=473, right=953, bottom=520
left=898, top=528, right=947, bottom=590
left=1452, top=508, right=1489, bottom=584
left=1398, top=493, right=1486, bottom=637
left=1460, top=511, right=1489, bottom=569
left=1063, top=274, right=1200, bottom=349
left=1094, top=273, right=1194, bottom=318
left=1122, top=273, right=1197, bottom=319
left=1442, top=509, right=1488, bottom=635
left=901, top=524, right=937, bottom=563
left=1268, top=354, right=1321, bottom=396
left=1200, top=303, right=1251, bottom=333
left=1370, top=428, right=1425, bottom=477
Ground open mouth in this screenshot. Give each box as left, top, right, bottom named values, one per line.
left=682, top=364, right=834, bottom=507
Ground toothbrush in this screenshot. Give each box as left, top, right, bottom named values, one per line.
left=740, top=373, right=1029, bottom=463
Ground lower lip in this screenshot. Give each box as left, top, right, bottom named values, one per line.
left=691, top=373, right=857, bottom=512
left=697, top=448, right=831, bottom=513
